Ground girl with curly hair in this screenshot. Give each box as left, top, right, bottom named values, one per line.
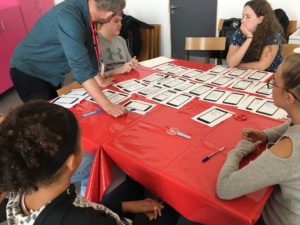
left=0, top=101, right=164, bottom=225
left=226, top=0, right=284, bottom=72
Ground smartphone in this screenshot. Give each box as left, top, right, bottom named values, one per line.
left=152, top=90, right=176, bottom=102
left=246, top=98, right=263, bottom=110
left=52, top=96, right=78, bottom=104
left=256, top=101, right=278, bottom=116
left=229, top=68, right=247, bottom=77
left=138, top=85, right=162, bottom=96
left=211, top=76, right=233, bottom=85
left=256, top=84, right=272, bottom=95
left=222, top=93, right=245, bottom=105
left=204, top=90, right=226, bottom=102
left=166, top=94, right=192, bottom=107
left=248, top=71, right=268, bottom=81
left=197, top=108, right=228, bottom=124
left=124, top=101, right=152, bottom=112
left=189, top=85, right=213, bottom=96
left=143, top=73, right=165, bottom=83
left=232, top=80, right=253, bottom=90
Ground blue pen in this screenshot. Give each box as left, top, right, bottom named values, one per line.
left=81, top=109, right=103, bottom=118
left=202, top=146, right=226, bottom=163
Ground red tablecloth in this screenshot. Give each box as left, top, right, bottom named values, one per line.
left=72, top=60, right=283, bottom=225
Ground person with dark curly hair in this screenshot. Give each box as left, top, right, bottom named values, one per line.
left=226, top=0, right=284, bottom=72
left=0, top=101, right=164, bottom=225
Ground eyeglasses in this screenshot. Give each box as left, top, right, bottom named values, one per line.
left=267, top=77, right=299, bottom=101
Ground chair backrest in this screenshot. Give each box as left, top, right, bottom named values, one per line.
left=218, top=19, right=225, bottom=33
left=281, top=44, right=300, bottom=58
left=287, top=20, right=297, bottom=36
left=185, top=37, right=226, bottom=63
left=185, top=37, right=226, bottom=51
left=56, top=82, right=82, bottom=96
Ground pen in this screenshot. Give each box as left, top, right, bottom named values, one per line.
left=202, top=146, right=226, bottom=163
left=81, top=109, right=103, bottom=118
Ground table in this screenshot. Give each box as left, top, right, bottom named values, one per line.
left=71, top=60, right=283, bottom=225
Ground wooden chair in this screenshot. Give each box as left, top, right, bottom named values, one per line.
left=56, top=82, right=82, bottom=96
left=185, top=37, right=226, bottom=64
left=218, top=19, right=225, bottom=34
left=281, top=44, right=300, bottom=58
left=287, top=20, right=297, bottom=37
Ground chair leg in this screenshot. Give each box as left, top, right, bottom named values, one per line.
left=217, top=50, right=223, bottom=65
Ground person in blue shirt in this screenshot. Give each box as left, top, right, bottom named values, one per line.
left=10, top=0, right=127, bottom=118
left=226, top=0, right=284, bottom=72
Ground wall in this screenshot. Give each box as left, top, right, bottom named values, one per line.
left=54, top=0, right=299, bottom=58
left=124, top=0, right=170, bottom=57
left=217, top=0, right=300, bottom=27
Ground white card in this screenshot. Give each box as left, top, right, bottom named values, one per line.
left=123, top=100, right=156, bottom=115
left=193, top=73, right=216, bottom=82
left=141, top=73, right=166, bottom=83
left=174, top=81, right=197, bottom=91
left=181, top=69, right=204, bottom=79
left=226, top=68, right=249, bottom=77
left=163, top=78, right=186, bottom=88
left=207, top=65, right=230, bottom=74
left=238, top=96, right=264, bottom=111
left=192, top=106, right=233, bottom=127
left=163, top=93, right=194, bottom=109
left=137, top=85, right=164, bottom=97
left=201, top=89, right=226, bottom=102
left=153, top=63, right=177, bottom=72
left=245, top=70, right=273, bottom=82
left=229, top=79, right=257, bottom=91
left=187, top=84, right=214, bottom=96
left=149, top=89, right=178, bottom=103
left=167, top=66, right=189, bottom=75
left=209, top=76, right=235, bottom=87
left=221, top=92, right=248, bottom=106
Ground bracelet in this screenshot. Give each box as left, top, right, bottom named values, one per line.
left=247, top=36, right=253, bottom=39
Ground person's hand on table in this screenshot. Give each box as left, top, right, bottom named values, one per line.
left=129, top=56, right=139, bottom=68
left=103, top=103, right=127, bottom=118
left=122, top=198, right=164, bottom=220
left=120, top=62, right=133, bottom=74
left=242, top=128, right=268, bottom=147
left=95, top=74, right=115, bottom=87
left=100, top=76, right=115, bottom=88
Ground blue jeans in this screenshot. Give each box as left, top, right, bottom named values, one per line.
left=71, top=153, right=94, bottom=196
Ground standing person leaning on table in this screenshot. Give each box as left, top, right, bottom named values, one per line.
left=10, top=0, right=127, bottom=118
left=217, top=53, right=300, bottom=225
left=98, top=14, right=139, bottom=77
left=0, top=101, right=164, bottom=225
left=226, top=0, right=284, bottom=72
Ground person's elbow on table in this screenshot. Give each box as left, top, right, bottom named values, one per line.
left=216, top=177, right=242, bottom=200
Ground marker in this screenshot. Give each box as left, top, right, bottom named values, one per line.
left=81, top=109, right=103, bottom=118
left=202, top=146, right=226, bottom=163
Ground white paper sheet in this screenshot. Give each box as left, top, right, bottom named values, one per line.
left=192, top=106, right=234, bottom=127
left=139, top=56, right=174, bottom=68
left=123, top=100, right=156, bottom=115
left=161, top=93, right=195, bottom=109
left=244, top=70, right=273, bottom=82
